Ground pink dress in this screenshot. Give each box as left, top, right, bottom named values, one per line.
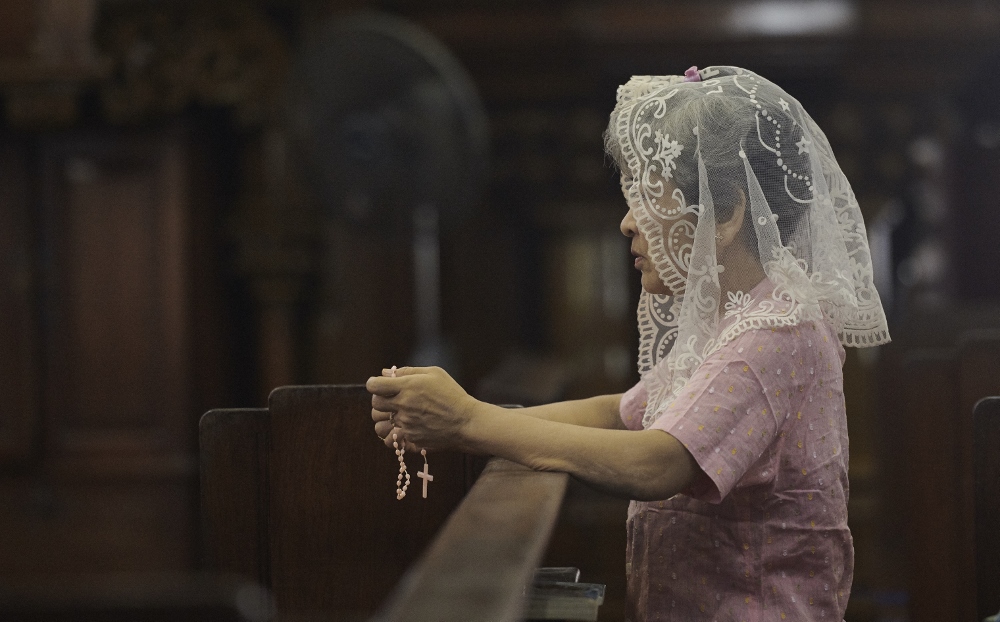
left=619, top=300, right=852, bottom=621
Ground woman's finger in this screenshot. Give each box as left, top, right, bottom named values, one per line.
left=371, top=408, right=392, bottom=423
left=393, top=433, right=420, bottom=454
left=383, top=366, right=437, bottom=377
left=386, top=426, right=407, bottom=450
left=384, top=427, right=398, bottom=449
left=374, top=420, right=393, bottom=440
left=371, top=395, right=395, bottom=413
left=366, top=375, right=402, bottom=396
left=380, top=427, right=426, bottom=454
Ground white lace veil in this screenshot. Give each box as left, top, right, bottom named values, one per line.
left=606, top=66, right=889, bottom=428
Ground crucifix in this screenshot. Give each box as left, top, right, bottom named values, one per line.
left=417, top=448, right=433, bottom=498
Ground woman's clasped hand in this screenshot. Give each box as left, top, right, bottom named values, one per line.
left=368, top=366, right=479, bottom=453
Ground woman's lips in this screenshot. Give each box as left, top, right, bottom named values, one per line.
left=634, top=256, right=643, bottom=269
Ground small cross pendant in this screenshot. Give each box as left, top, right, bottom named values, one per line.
left=417, top=461, right=433, bottom=498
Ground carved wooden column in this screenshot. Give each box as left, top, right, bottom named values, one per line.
left=97, top=2, right=316, bottom=401
left=230, top=127, right=316, bottom=398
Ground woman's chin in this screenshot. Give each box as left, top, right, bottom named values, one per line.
left=641, top=272, right=674, bottom=296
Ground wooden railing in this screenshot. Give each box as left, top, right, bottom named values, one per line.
left=374, top=459, right=568, bottom=622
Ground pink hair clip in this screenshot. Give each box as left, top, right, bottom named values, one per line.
left=683, top=66, right=701, bottom=82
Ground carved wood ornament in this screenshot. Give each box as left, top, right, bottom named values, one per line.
left=94, top=2, right=288, bottom=126
left=0, top=0, right=104, bottom=127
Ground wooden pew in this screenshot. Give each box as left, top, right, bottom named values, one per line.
left=199, top=385, right=482, bottom=620
left=975, top=397, right=1000, bottom=620
left=878, top=310, right=1000, bottom=622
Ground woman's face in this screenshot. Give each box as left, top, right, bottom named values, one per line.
left=620, top=206, right=673, bottom=295
left=619, top=174, right=694, bottom=296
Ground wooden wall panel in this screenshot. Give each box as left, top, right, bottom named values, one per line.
left=0, top=139, right=38, bottom=464
left=0, top=128, right=201, bottom=580
left=0, top=481, right=194, bottom=574
left=40, top=131, right=192, bottom=478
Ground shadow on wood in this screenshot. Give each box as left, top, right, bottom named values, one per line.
left=199, top=385, right=477, bottom=620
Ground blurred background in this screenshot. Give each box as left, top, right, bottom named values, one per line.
left=1, top=0, right=998, bottom=620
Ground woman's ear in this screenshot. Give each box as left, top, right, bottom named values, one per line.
left=716, top=188, right=747, bottom=249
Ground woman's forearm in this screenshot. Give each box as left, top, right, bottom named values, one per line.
left=460, top=401, right=698, bottom=501
left=516, top=394, right=626, bottom=429
left=366, top=367, right=693, bottom=499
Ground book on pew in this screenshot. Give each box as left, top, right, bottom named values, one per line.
left=526, top=567, right=605, bottom=622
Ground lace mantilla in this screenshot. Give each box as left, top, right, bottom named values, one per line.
left=606, top=66, right=889, bottom=428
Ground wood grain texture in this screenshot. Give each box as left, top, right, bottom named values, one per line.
left=375, top=459, right=568, bottom=622
left=265, top=385, right=468, bottom=618
left=974, top=396, right=1000, bottom=620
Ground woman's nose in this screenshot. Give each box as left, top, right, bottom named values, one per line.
left=620, top=209, right=636, bottom=237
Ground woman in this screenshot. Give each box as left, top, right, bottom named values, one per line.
left=368, top=66, right=889, bottom=621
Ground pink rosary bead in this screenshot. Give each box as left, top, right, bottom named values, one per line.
left=394, top=432, right=410, bottom=500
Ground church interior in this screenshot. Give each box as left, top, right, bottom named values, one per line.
left=1, top=0, right=999, bottom=620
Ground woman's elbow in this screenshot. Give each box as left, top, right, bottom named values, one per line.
left=630, top=431, right=700, bottom=501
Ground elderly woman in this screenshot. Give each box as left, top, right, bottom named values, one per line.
left=368, top=66, right=889, bottom=622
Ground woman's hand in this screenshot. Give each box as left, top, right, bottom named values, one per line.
left=367, top=366, right=480, bottom=452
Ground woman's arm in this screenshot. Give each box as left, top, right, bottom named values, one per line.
left=372, top=383, right=625, bottom=444
left=517, top=394, right=626, bottom=429
left=368, top=367, right=698, bottom=501
left=462, top=401, right=697, bottom=501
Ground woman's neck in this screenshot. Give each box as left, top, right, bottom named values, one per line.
left=718, top=242, right=767, bottom=307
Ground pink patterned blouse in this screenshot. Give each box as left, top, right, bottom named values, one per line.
left=619, top=296, right=853, bottom=621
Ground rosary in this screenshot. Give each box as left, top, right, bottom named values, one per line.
left=388, top=366, right=432, bottom=500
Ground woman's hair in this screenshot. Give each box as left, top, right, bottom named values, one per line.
left=605, top=92, right=814, bottom=247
